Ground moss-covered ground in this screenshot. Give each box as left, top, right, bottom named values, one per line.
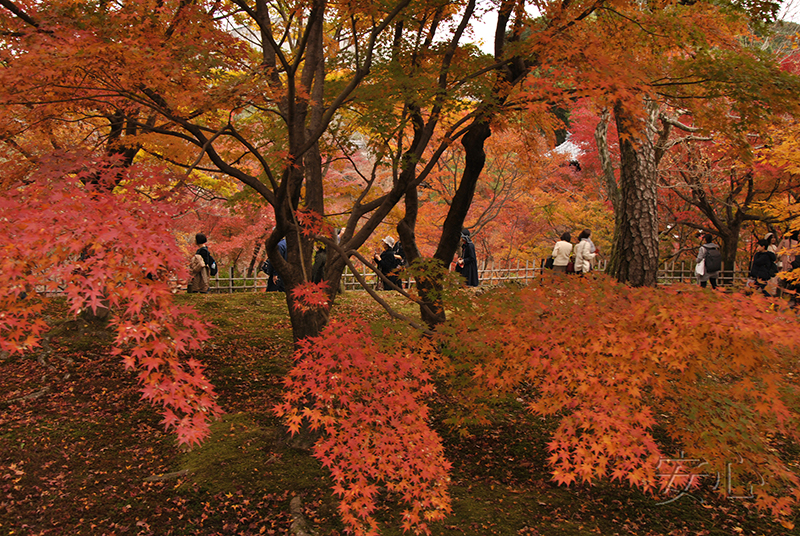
left=0, top=291, right=794, bottom=535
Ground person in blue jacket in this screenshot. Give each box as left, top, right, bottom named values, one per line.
left=260, top=237, right=287, bottom=292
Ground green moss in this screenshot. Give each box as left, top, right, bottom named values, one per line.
left=179, top=413, right=328, bottom=496
left=179, top=413, right=279, bottom=494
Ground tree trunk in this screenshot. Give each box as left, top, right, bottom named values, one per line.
left=594, top=108, right=620, bottom=213
left=411, top=120, right=492, bottom=328
left=286, top=296, right=329, bottom=342
left=609, top=100, right=660, bottom=287
left=717, top=224, right=743, bottom=285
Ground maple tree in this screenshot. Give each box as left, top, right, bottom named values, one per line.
left=658, top=137, right=799, bottom=267
left=411, top=126, right=613, bottom=266
left=1, top=0, right=541, bottom=336
left=2, top=0, right=791, bottom=338
left=4, top=1, right=800, bottom=533
left=572, top=99, right=800, bottom=271
left=0, top=156, right=222, bottom=445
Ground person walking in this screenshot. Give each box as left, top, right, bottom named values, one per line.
left=573, top=229, right=597, bottom=275
left=550, top=232, right=573, bottom=273
left=695, top=234, right=722, bottom=289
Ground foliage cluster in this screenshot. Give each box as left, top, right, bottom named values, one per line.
left=0, top=157, right=221, bottom=445
left=5, top=291, right=796, bottom=535
left=281, top=275, right=800, bottom=533
left=276, top=315, right=451, bottom=535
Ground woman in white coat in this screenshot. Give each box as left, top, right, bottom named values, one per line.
left=551, top=232, right=573, bottom=273
left=573, top=229, right=597, bottom=274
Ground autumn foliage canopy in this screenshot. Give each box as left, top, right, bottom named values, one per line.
left=3, top=0, right=800, bottom=532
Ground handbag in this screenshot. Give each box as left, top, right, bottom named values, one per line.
left=695, top=259, right=705, bottom=276
left=544, top=257, right=555, bottom=269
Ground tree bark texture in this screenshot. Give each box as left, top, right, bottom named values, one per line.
left=609, top=100, right=660, bottom=287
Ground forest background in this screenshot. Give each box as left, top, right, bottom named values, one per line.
left=4, top=0, right=800, bottom=534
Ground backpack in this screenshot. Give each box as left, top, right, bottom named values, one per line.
left=704, top=245, right=722, bottom=273
left=200, top=247, right=218, bottom=276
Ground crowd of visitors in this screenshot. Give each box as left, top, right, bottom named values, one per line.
left=187, top=226, right=798, bottom=307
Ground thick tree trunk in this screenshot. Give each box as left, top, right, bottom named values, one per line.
left=609, top=101, right=660, bottom=287
left=410, top=120, right=491, bottom=328
left=715, top=225, right=743, bottom=285
left=286, top=296, right=329, bottom=341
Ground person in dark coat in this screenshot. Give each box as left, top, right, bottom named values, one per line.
left=374, top=235, right=403, bottom=289
left=188, top=233, right=212, bottom=293
left=392, top=239, right=406, bottom=267
left=457, top=229, right=479, bottom=287
left=749, top=238, right=778, bottom=297
left=260, top=237, right=287, bottom=292
left=311, top=244, right=327, bottom=284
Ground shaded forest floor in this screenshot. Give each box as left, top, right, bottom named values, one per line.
left=1, top=290, right=795, bottom=535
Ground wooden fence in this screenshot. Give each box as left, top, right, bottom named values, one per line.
left=655, top=260, right=750, bottom=287
left=205, top=260, right=751, bottom=294
left=32, top=260, right=753, bottom=296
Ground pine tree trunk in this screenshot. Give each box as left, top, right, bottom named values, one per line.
left=610, top=101, right=660, bottom=287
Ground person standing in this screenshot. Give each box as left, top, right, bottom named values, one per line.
left=573, top=229, right=597, bottom=275
left=749, top=238, right=778, bottom=297
left=695, top=234, right=722, bottom=289
left=765, top=232, right=778, bottom=254
left=188, top=233, right=211, bottom=293
left=777, top=230, right=798, bottom=272
left=457, top=229, right=479, bottom=287
left=392, top=239, right=406, bottom=267
left=551, top=232, right=573, bottom=273
left=261, top=237, right=287, bottom=292
left=374, top=236, right=403, bottom=289
left=311, top=243, right=327, bottom=284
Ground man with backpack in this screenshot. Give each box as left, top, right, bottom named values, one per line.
left=696, top=233, right=722, bottom=290
left=188, top=233, right=218, bottom=293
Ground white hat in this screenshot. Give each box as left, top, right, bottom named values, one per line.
left=382, top=236, right=395, bottom=248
